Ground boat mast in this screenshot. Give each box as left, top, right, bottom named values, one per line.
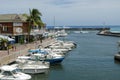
left=54, top=16, right=56, bottom=29
left=103, top=22, right=106, bottom=28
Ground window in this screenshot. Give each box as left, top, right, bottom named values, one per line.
left=3, top=26, right=8, bottom=31
left=13, top=22, right=23, bottom=26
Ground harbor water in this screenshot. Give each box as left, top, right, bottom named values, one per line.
left=30, top=31, right=120, bottom=80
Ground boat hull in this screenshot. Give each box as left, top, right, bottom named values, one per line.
left=20, top=68, right=49, bottom=74
left=45, top=57, right=64, bottom=64
left=114, top=53, right=120, bottom=61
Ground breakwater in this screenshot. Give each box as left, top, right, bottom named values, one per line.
left=47, top=27, right=110, bottom=31
left=97, top=30, right=120, bottom=37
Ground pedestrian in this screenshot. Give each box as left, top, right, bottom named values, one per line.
left=14, top=45, right=16, bottom=50
left=24, top=39, right=27, bottom=44
left=40, top=39, right=42, bottom=43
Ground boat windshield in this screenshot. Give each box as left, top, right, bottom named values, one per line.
left=2, top=71, right=13, bottom=76
left=12, top=69, right=20, bottom=74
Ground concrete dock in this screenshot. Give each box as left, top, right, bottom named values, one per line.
left=0, top=38, right=56, bottom=66
left=97, top=30, right=120, bottom=37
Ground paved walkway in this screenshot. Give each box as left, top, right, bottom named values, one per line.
left=0, top=38, right=56, bottom=66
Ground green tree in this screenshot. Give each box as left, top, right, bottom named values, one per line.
left=0, top=38, right=8, bottom=50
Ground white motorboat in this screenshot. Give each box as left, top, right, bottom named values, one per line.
left=0, top=65, right=31, bottom=80
left=49, top=46, right=69, bottom=53
left=57, top=40, right=76, bottom=48
left=74, top=31, right=81, bottom=33
left=33, top=52, right=65, bottom=64
left=52, top=40, right=76, bottom=49
left=41, top=48, right=64, bottom=55
left=74, top=30, right=89, bottom=34
left=16, top=56, right=50, bottom=74
left=29, top=49, right=65, bottom=64
left=56, top=29, right=68, bottom=37
left=18, top=48, right=65, bottom=64
left=18, top=60, right=50, bottom=74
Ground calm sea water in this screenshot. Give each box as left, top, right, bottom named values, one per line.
left=30, top=31, right=120, bottom=80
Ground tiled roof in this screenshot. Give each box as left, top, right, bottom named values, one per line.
left=0, top=14, right=27, bottom=22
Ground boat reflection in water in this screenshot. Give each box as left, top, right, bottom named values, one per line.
left=50, top=64, right=64, bottom=70
left=30, top=64, right=64, bottom=80
left=31, top=73, right=49, bottom=80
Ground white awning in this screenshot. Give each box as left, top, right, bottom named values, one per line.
left=0, top=35, right=15, bottom=42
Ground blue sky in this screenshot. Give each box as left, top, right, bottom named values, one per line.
left=0, top=0, right=120, bottom=26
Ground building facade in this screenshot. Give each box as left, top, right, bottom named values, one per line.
left=0, top=14, right=29, bottom=43
left=0, top=14, right=46, bottom=43
left=0, top=14, right=29, bottom=36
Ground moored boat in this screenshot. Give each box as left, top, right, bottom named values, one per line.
left=28, top=48, right=65, bottom=64
left=16, top=55, right=50, bottom=74
left=0, top=65, right=31, bottom=80
left=114, top=41, right=120, bottom=61
left=114, top=53, right=120, bottom=61
left=33, top=52, right=65, bottom=64
left=18, top=60, right=50, bottom=74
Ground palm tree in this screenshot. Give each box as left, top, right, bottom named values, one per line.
left=23, top=8, right=44, bottom=42
left=0, top=38, right=8, bottom=50
left=24, top=8, right=44, bottom=30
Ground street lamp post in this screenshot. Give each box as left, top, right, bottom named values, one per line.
left=7, top=43, right=9, bottom=55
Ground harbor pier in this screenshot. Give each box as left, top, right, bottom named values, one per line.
left=0, top=38, right=55, bottom=66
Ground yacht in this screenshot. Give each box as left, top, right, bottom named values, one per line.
left=18, top=60, right=50, bottom=74
left=29, top=49, right=65, bottom=64
left=0, top=65, right=31, bottom=80
left=33, top=53, right=65, bottom=64
left=56, top=29, right=68, bottom=37
left=16, top=56, right=50, bottom=74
